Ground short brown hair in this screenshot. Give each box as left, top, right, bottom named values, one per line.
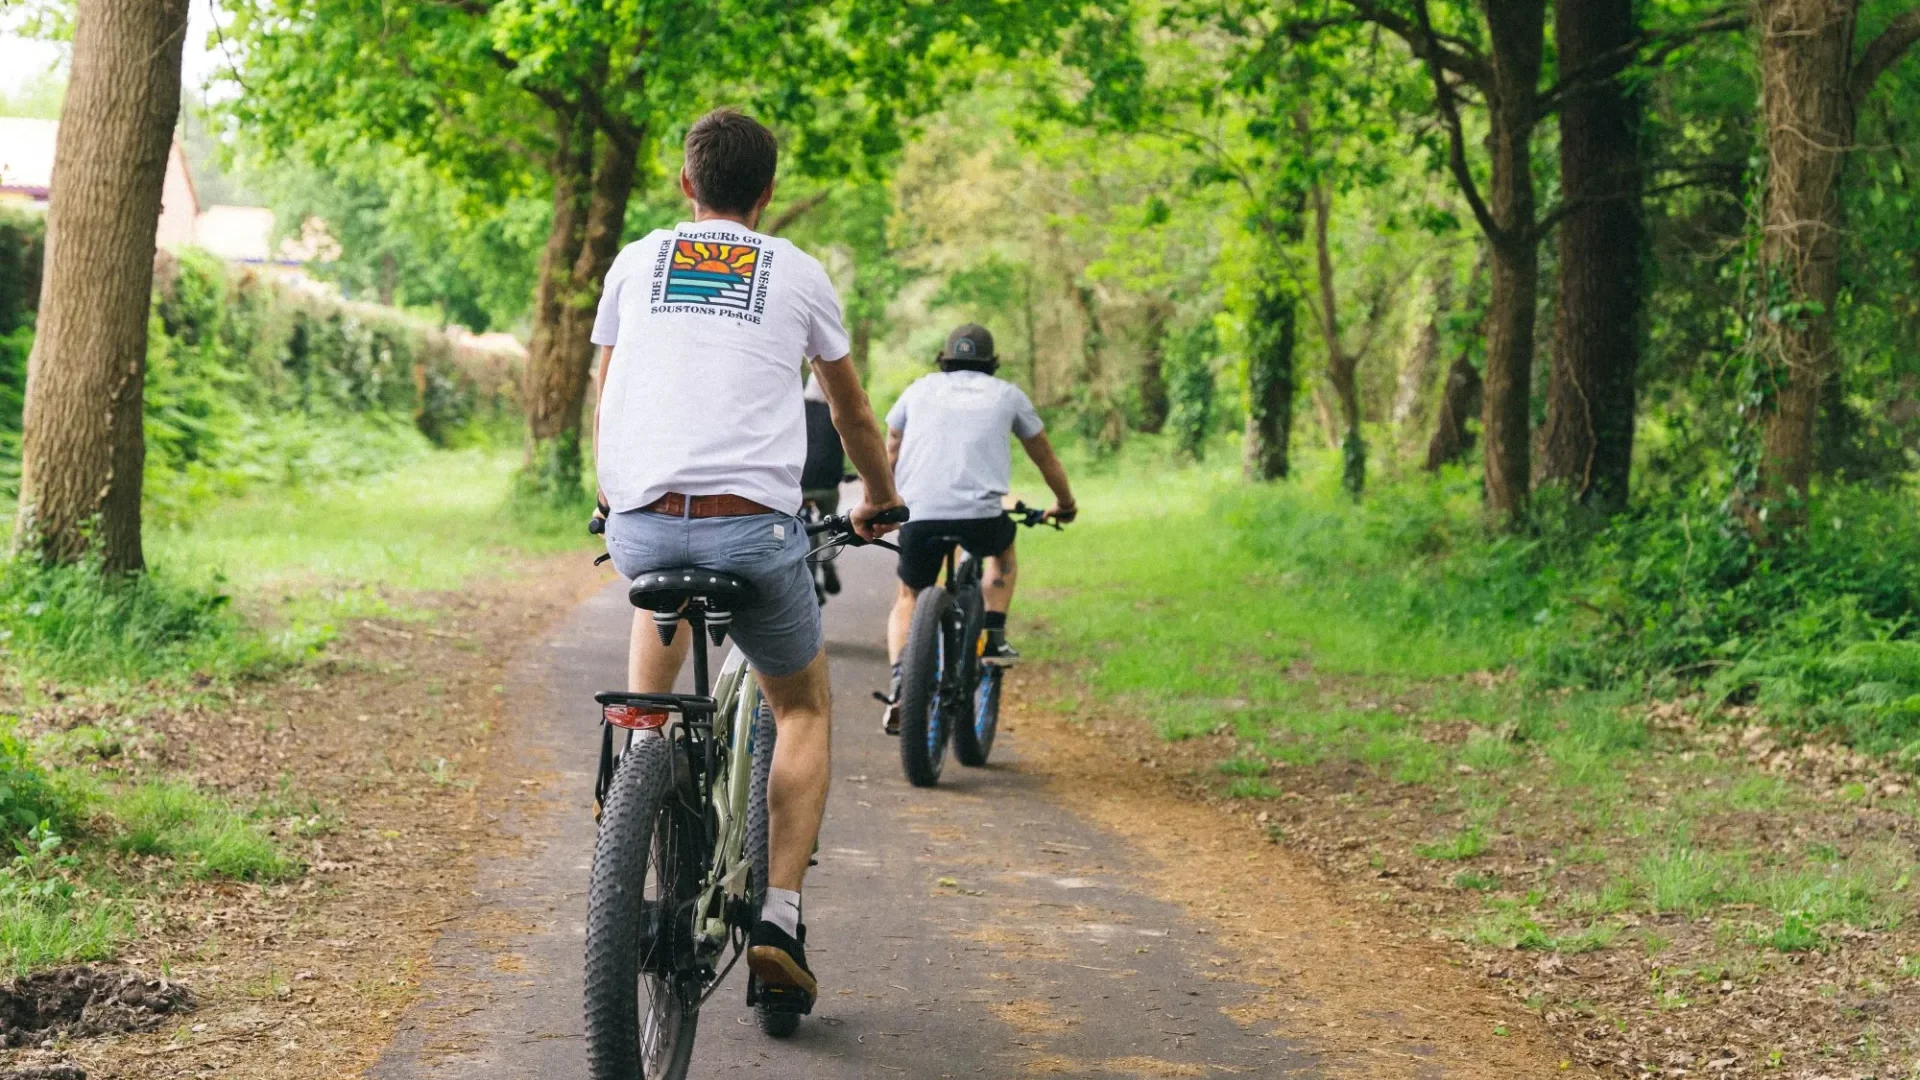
left=684, top=109, right=778, bottom=216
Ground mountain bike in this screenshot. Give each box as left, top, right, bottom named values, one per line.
left=582, top=508, right=906, bottom=1080
left=895, top=503, right=1061, bottom=787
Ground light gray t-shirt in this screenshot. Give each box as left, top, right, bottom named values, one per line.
left=591, top=219, right=850, bottom=515
left=886, top=371, right=1045, bottom=521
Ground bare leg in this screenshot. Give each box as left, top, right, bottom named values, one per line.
left=756, top=651, right=833, bottom=892
left=628, top=610, right=691, bottom=692
left=886, top=581, right=918, bottom=664
left=983, top=541, right=1018, bottom=614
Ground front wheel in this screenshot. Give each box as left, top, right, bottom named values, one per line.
left=898, top=586, right=955, bottom=787
left=584, top=735, right=702, bottom=1080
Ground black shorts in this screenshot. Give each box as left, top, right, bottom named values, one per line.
left=896, top=515, right=1017, bottom=590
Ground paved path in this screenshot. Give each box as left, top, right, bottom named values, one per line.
left=371, top=540, right=1323, bottom=1079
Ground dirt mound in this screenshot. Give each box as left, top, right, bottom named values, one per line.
left=0, top=1065, right=88, bottom=1080
left=0, top=966, right=193, bottom=1049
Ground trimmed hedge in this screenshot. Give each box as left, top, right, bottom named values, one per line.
left=0, top=210, right=522, bottom=518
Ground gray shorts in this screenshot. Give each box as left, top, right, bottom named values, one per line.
left=604, top=510, right=822, bottom=678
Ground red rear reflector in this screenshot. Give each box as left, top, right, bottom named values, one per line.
left=605, top=704, right=671, bottom=730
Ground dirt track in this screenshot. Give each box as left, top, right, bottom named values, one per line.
left=366, top=540, right=1585, bottom=1078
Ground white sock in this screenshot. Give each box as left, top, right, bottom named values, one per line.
left=763, top=887, right=802, bottom=936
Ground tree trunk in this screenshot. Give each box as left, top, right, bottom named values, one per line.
left=1310, top=181, right=1366, bottom=495
left=1479, top=1, right=1546, bottom=522
left=14, top=0, right=189, bottom=571
left=1244, top=199, right=1305, bottom=481
left=1138, top=300, right=1171, bottom=434
left=1426, top=349, right=1484, bottom=471
left=1392, top=272, right=1450, bottom=432
left=1541, top=0, right=1643, bottom=512
left=1751, top=0, right=1856, bottom=530
left=523, top=116, right=636, bottom=500
left=1073, top=282, right=1124, bottom=453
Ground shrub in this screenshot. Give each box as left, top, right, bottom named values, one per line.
left=0, top=554, right=300, bottom=686
left=1227, top=455, right=1920, bottom=751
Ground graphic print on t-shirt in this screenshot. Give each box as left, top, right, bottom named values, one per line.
left=664, top=240, right=760, bottom=311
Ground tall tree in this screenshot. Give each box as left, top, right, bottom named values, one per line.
left=1540, top=0, right=1644, bottom=511
left=1243, top=197, right=1307, bottom=481
left=230, top=0, right=1075, bottom=499
left=15, top=0, right=190, bottom=570
left=1750, top=2, right=1920, bottom=529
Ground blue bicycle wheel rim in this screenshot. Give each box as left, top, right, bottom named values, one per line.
left=974, top=669, right=999, bottom=745
left=928, top=632, right=946, bottom=756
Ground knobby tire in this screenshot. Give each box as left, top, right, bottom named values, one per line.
left=899, top=586, right=954, bottom=787
left=583, top=735, right=701, bottom=1080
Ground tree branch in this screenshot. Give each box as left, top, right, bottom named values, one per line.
left=1411, top=0, right=1502, bottom=243
left=1342, top=0, right=1491, bottom=87
left=1852, top=8, right=1920, bottom=105
left=766, top=190, right=830, bottom=235
left=1536, top=8, right=1747, bottom=115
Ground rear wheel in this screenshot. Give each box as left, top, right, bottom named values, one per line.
left=899, top=586, right=955, bottom=787
left=742, top=700, right=800, bottom=1038
left=584, top=736, right=703, bottom=1080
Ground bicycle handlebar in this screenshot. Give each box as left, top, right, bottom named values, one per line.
left=1010, top=501, right=1068, bottom=530
left=806, top=504, right=910, bottom=552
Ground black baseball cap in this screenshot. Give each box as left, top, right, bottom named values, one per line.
left=938, top=323, right=996, bottom=363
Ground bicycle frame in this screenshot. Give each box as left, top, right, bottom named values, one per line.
left=594, top=606, right=764, bottom=970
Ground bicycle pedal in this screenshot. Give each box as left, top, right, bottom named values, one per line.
left=747, top=974, right=814, bottom=1014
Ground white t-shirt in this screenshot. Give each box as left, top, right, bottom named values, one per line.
left=886, top=370, right=1045, bottom=521
left=592, top=219, right=850, bottom=515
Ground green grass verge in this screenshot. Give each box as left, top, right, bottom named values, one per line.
left=1018, top=441, right=1920, bottom=971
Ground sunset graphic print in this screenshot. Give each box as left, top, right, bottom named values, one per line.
left=664, top=239, right=760, bottom=311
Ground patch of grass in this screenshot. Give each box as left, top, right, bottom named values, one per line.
left=1224, top=777, right=1283, bottom=800
left=0, top=554, right=304, bottom=688
left=148, top=448, right=591, bottom=599
left=1453, top=869, right=1501, bottom=891
left=1214, top=755, right=1268, bottom=777
left=1636, top=846, right=1747, bottom=915
left=1459, top=729, right=1522, bottom=772
left=1416, top=825, right=1488, bottom=861
left=0, top=824, right=129, bottom=973
left=1564, top=877, right=1637, bottom=917
left=1464, top=896, right=1619, bottom=953
left=108, top=782, right=296, bottom=881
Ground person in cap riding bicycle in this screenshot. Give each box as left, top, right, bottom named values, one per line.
left=877, top=324, right=1076, bottom=734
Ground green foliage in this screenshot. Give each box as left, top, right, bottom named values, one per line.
left=0, top=823, right=128, bottom=974
left=1164, top=319, right=1218, bottom=461
left=0, top=727, right=70, bottom=839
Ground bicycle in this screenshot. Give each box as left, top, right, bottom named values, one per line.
left=895, top=502, right=1061, bottom=787
left=582, top=507, right=906, bottom=1080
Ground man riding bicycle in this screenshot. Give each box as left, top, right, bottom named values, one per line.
left=590, top=108, right=903, bottom=1014
left=879, top=324, right=1076, bottom=733
left=801, top=373, right=846, bottom=598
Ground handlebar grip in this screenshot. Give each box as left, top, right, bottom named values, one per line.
left=588, top=515, right=606, bottom=536
left=871, top=505, right=911, bottom=526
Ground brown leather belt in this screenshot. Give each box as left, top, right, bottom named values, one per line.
left=642, top=492, right=777, bottom=518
